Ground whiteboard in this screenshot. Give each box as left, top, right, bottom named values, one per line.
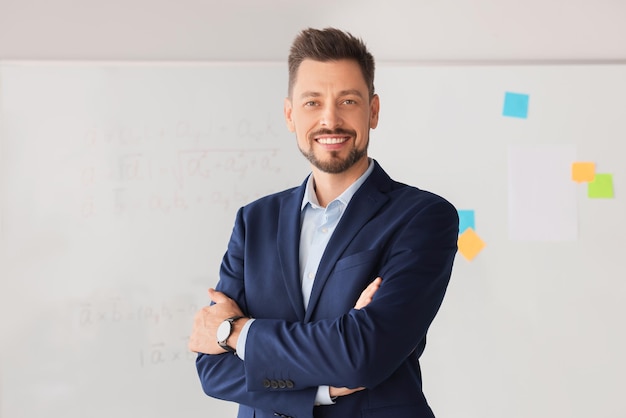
left=1, top=62, right=625, bottom=418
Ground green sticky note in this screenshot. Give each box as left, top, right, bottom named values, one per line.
left=587, top=173, right=614, bottom=198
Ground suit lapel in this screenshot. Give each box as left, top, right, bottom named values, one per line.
left=276, top=181, right=307, bottom=320
left=304, top=162, right=392, bottom=321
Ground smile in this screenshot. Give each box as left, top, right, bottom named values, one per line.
left=316, top=136, right=350, bottom=145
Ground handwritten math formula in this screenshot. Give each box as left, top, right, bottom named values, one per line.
left=77, top=118, right=296, bottom=217
left=76, top=295, right=201, bottom=368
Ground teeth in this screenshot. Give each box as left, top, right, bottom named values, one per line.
left=317, top=137, right=347, bottom=144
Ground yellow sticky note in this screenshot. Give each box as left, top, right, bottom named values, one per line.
left=457, top=228, right=486, bottom=261
left=571, top=162, right=595, bottom=183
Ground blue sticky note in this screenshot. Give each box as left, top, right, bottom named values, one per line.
left=458, top=210, right=475, bottom=234
left=503, top=92, right=529, bottom=118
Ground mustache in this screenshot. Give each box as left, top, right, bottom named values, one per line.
left=309, top=128, right=357, bottom=139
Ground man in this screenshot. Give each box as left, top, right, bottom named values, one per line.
left=189, top=27, right=458, bottom=418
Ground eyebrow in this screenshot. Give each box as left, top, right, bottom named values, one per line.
left=299, top=89, right=365, bottom=100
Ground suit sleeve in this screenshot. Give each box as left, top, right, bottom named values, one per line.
left=243, top=198, right=459, bottom=391
left=195, top=207, right=318, bottom=418
left=196, top=353, right=317, bottom=416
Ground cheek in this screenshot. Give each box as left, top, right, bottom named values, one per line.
left=293, top=126, right=310, bottom=148
left=292, top=119, right=315, bottom=142
left=298, top=131, right=312, bottom=148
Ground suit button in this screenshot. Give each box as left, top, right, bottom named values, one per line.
left=286, top=380, right=294, bottom=388
left=263, top=379, right=271, bottom=388
left=270, top=380, right=278, bottom=389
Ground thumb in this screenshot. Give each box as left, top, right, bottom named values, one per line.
left=208, top=288, right=230, bottom=304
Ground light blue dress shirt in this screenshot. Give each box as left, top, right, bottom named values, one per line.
left=298, top=160, right=375, bottom=309
left=236, top=159, right=375, bottom=404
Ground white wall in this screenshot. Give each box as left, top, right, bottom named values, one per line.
left=3, top=60, right=625, bottom=418
left=1, top=0, right=625, bottom=62
left=1, top=2, right=626, bottom=417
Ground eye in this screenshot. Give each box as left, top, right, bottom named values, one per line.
left=343, top=99, right=357, bottom=105
left=304, top=101, right=318, bottom=107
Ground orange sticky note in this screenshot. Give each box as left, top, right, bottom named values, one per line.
left=571, top=162, right=595, bottom=183
left=457, top=228, right=486, bottom=261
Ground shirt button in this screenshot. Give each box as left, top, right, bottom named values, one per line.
left=321, top=227, right=328, bottom=233
left=308, top=272, right=314, bottom=279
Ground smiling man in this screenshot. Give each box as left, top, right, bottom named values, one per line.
left=189, top=27, right=459, bottom=418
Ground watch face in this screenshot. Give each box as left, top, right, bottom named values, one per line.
left=216, top=320, right=231, bottom=342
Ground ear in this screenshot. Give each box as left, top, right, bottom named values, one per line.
left=369, top=94, right=380, bottom=129
left=284, top=97, right=295, bottom=132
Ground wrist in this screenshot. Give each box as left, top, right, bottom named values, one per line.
left=217, top=316, right=248, bottom=354
left=228, top=317, right=250, bottom=349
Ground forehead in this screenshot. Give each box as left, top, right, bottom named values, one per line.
left=293, top=59, right=368, bottom=94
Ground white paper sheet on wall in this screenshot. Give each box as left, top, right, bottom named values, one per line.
left=507, top=144, right=578, bottom=241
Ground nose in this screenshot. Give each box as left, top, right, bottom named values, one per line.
left=320, top=104, right=342, bottom=128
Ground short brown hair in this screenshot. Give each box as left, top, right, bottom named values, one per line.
left=287, top=27, right=376, bottom=99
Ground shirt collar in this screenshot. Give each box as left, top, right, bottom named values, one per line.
left=301, top=158, right=375, bottom=211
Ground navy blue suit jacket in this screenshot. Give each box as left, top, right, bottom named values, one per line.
left=196, top=160, right=458, bottom=418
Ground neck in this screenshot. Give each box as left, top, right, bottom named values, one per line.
left=311, top=158, right=369, bottom=207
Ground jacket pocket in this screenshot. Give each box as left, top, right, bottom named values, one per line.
left=334, top=249, right=378, bottom=273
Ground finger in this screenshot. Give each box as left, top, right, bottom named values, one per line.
left=354, top=290, right=371, bottom=310
left=189, top=312, right=204, bottom=352
left=362, top=277, right=382, bottom=298
left=207, top=288, right=230, bottom=304
left=354, top=277, right=382, bottom=310
left=188, top=336, right=199, bottom=352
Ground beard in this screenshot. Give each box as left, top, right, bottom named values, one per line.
left=298, top=129, right=368, bottom=174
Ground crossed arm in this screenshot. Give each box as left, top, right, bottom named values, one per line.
left=188, top=198, right=458, bottom=416
left=188, top=277, right=382, bottom=399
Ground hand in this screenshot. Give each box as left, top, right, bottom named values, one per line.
left=329, top=385, right=365, bottom=398
left=354, top=277, right=382, bottom=310
left=188, top=288, right=246, bottom=355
